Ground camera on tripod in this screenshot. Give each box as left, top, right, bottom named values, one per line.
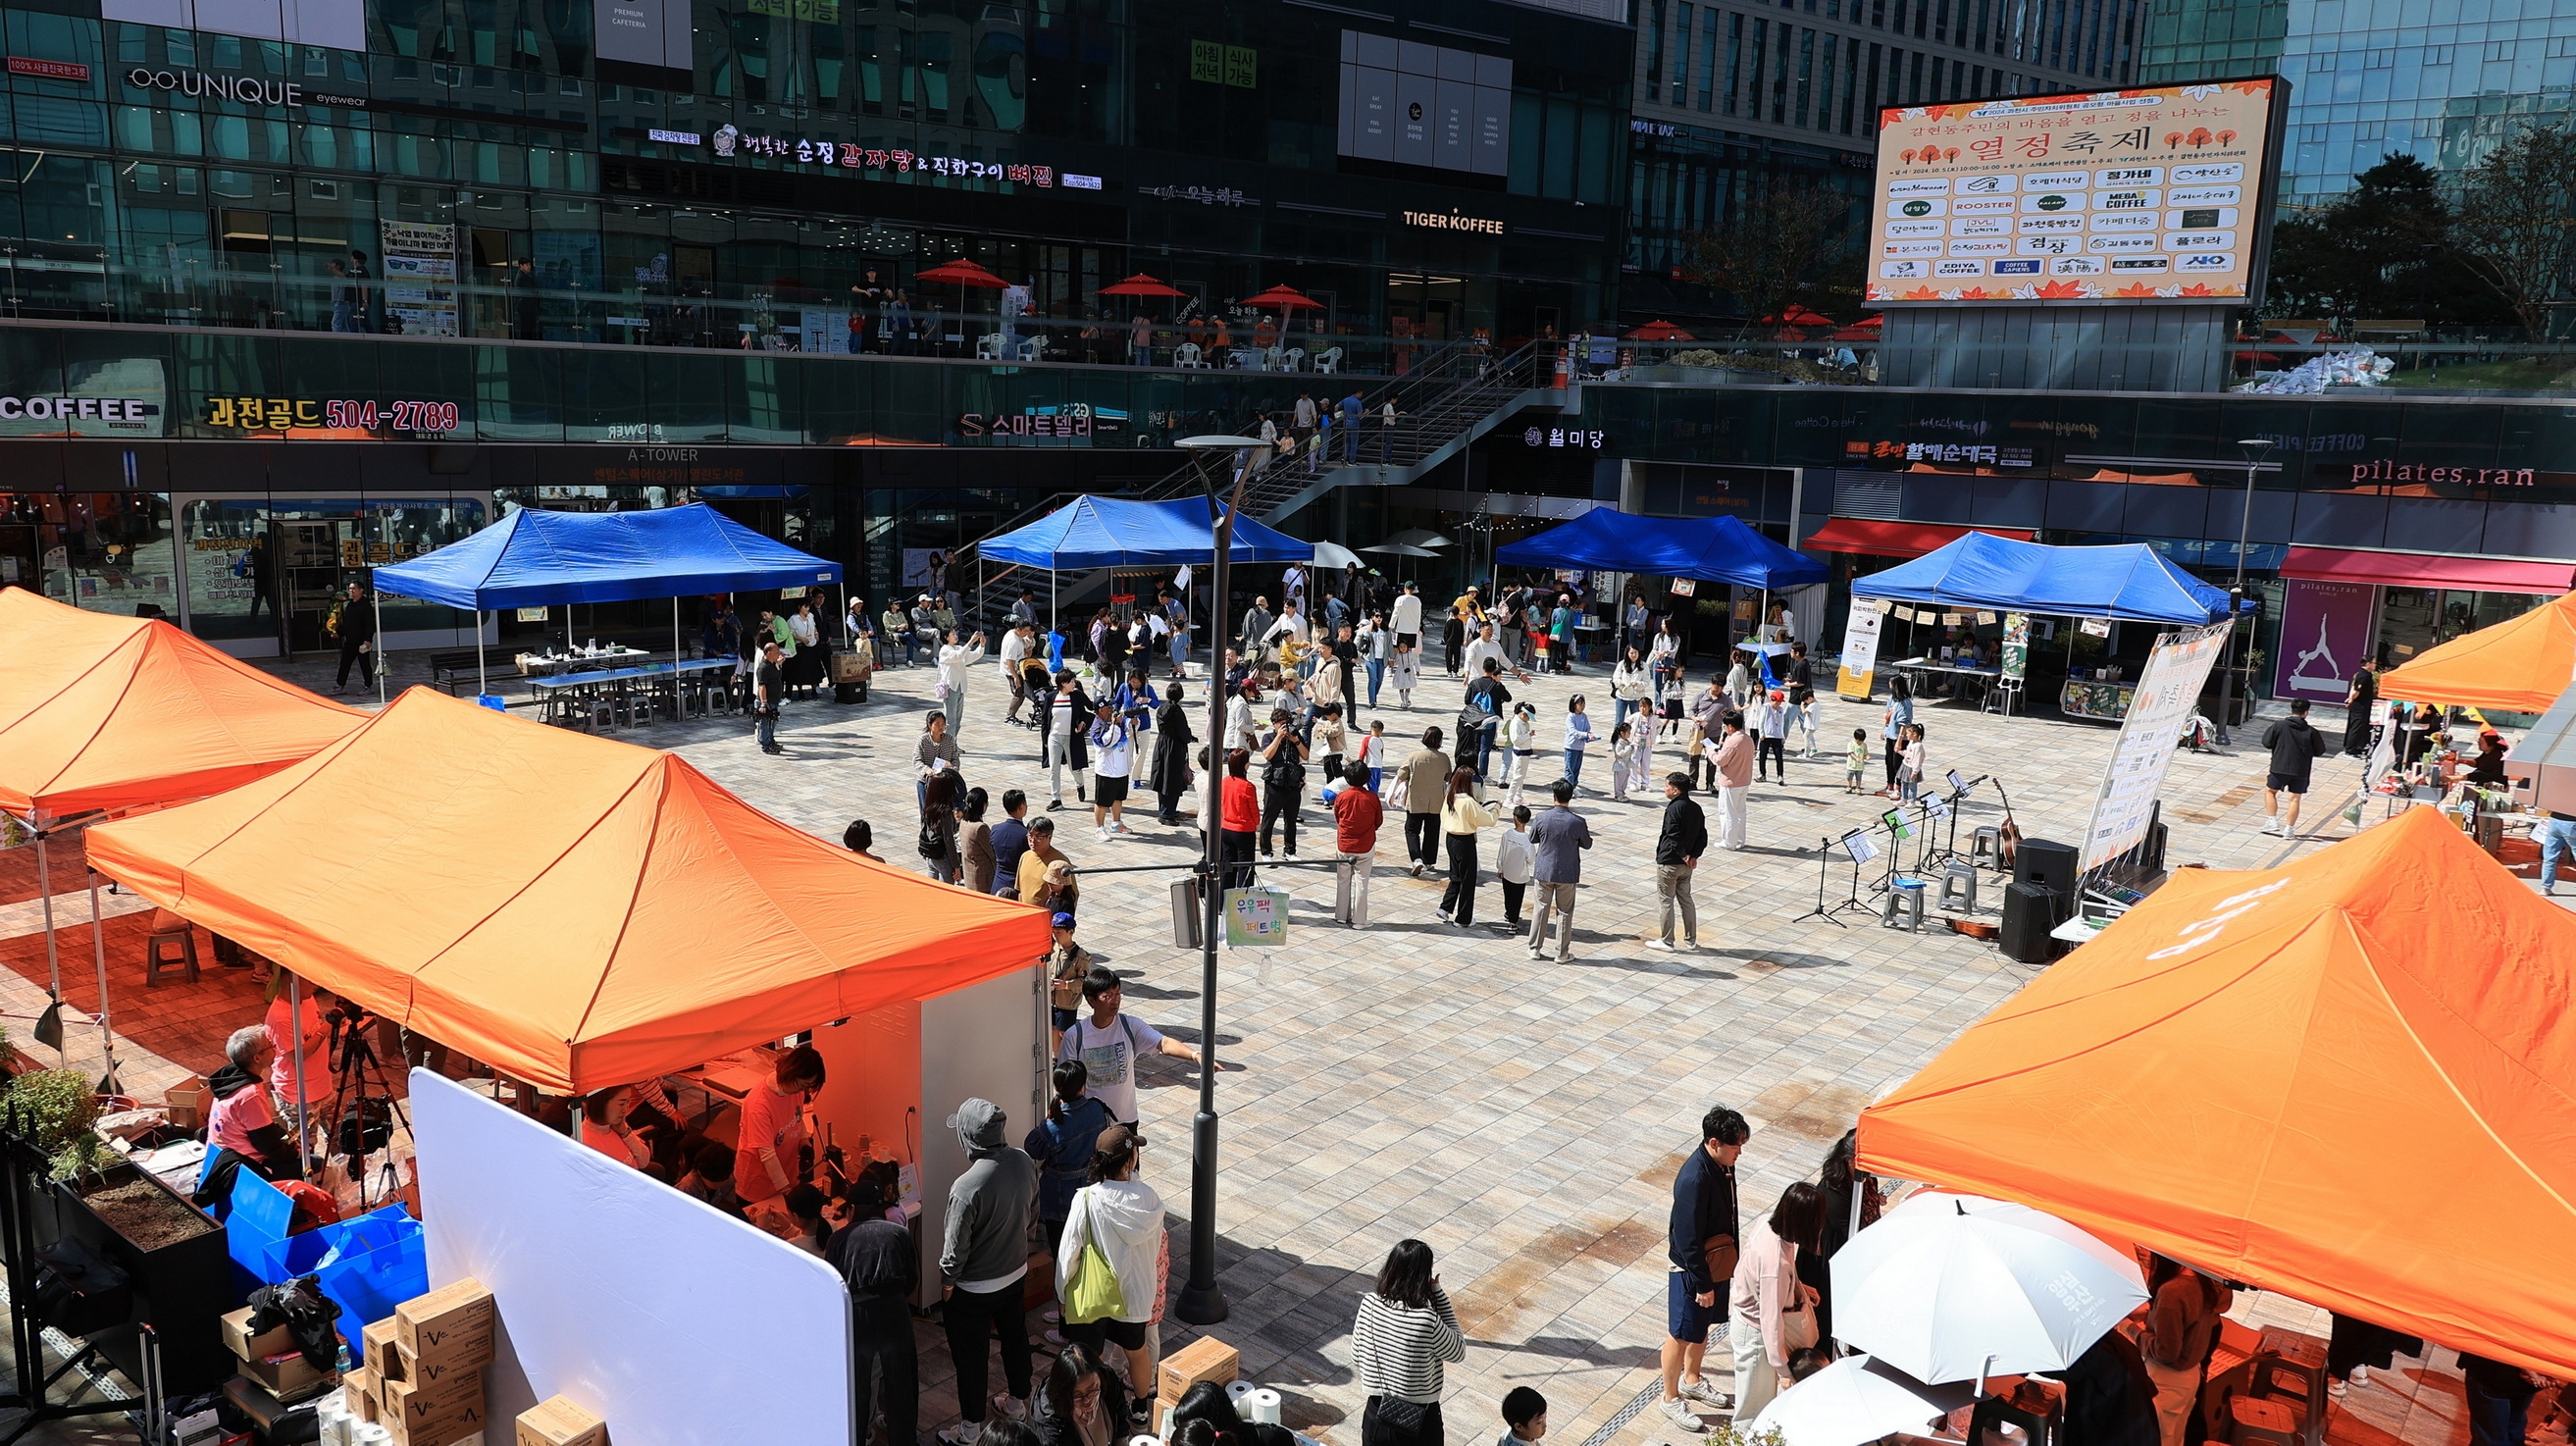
left=325, top=1007, right=402, bottom=1175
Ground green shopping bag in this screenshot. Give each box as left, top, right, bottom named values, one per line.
left=1062, top=1214, right=1127, bottom=1324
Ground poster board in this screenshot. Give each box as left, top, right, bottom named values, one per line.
left=2079, top=619, right=2229, bottom=868
left=2001, top=612, right=2031, bottom=680
left=1837, top=602, right=1884, bottom=698
left=411, top=1070, right=853, bottom=1446
left=380, top=222, right=460, bottom=337
left=2272, top=579, right=2374, bottom=704
left=1867, top=77, right=2288, bottom=304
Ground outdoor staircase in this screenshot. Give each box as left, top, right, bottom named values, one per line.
left=951, top=341, right=1558, bottom=630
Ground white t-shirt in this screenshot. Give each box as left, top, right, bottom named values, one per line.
left=1094, top=723, right=1134, bottom=780
left=1390, top=593, right=1423, bottom=635
left=1056, top=1013, right=1165, bottom=1124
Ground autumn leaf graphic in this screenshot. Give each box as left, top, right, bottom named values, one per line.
left=2178, top=283, right=2221, bottom=297
left=2033, top=280, right=2089, bottom=299
left=2110, top=283, right=2161, bottom=298
left=1957, top=286, right=1997, bottom=299
left=1900, top=286, right=1943, bottom=301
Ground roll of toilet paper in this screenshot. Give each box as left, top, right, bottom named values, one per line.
left=350, top=1426, right=391, bottom=1446
left=1227, top=1381, right=1259, bottom=1405
left=1243, top=1388, right=1284, bottom=1425
left=1130, top=1434, right=1162, bottom=1446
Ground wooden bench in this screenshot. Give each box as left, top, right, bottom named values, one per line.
left=429, top=650, right=483, bottom=694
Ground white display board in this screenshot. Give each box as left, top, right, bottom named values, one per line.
left=411, top=1071, right=853, bottom=1446
left=2079, top=619, right=2230, bottom=869
left=1836, top=603, right=1885, bottom=698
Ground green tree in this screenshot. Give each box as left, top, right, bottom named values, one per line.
left=2263, top=154, right=2505, bottom=326
left=1678, top=182, right=1858, bottom=330
left=2450, top=123, right=2576, bottom=338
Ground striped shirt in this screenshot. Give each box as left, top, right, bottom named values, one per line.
left=1350, top=1289, right=1465, bottom=1403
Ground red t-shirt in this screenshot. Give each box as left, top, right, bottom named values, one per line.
left=1221, top=776, right=1260, bottom=832
left=1332, top=787, right=1384, bottom=853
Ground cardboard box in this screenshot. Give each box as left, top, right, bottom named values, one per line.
left=395, top=1341, right=485, bottom=1392
left=516, top=1394, right=607, bottom=1446
left=385, top=1387, right=488, bottom=1446
left=345, top=1365, right=379, bottom=1422
left=241, top=1347, right=334, bottom=1402
left=396, top=1278, right=497, bottom=1369
left=163, top=1076, right=211, bottom=1131
left=386, top=1365, right=484, bottom=1426
left=1155, top=1336, right=1238, bottom=1404
left=219, top=1307, right=294, bottom=1365
left=366, top=1318, right=402, bottom=1379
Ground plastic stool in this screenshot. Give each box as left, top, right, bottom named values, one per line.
left=1938, top=860, right=1980, bottom=914
left=1970, top=825, right=2004, bottom=869
left=1880, top=878, right=1928, bottom=932
left=144, top=912, right=199, bottom=986
left=2230, top=1395, right=2301, bottom=1446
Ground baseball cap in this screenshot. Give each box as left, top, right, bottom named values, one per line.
left=1051, top=911, right=1076, bottom=929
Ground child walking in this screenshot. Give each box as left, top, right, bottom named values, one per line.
left=1314, top=702, right=1348, bottom=789
left=1389, top=639, right=1420, bottom=709
left=1755, top=690, right=1789, bottom=784
left=1607, top=720, right=1636, bottom=800
left=1898, top=722, right=1927, bottom=801
left=1502, top=702, right=1539, bottom=807
left=1496, top=804, right=1534, bottom=933
left=1561, top=696, right=1595, bottom=795
left=1845, top=727, right=1870, bottom=794
left=1362, top=719, right=1388, bottom=792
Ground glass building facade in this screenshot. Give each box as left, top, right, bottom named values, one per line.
left=2141, top=0, right=2576, bottom=206
left=0, top=0, right=1633, bottom=350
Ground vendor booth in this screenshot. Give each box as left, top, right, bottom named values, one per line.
left=1495, top=508, right=1827, bottom=660
left=0, top=587, right=365, bottom=1081
left=975, top=494, right=1313, bottom=636
left=372, top=502, right=845, bottom=702
left=2376, top=587, right=2576, bottom=716
left=85, top=688, right=1053, bottom=1305
left=1857, top=806, right=2576, bottom=1377
left=1848, top=534, right=2238, bottom=719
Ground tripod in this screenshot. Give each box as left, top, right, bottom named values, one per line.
left=318, top=1014, right=412, bottom=1211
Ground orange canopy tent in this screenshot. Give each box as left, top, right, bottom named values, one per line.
left=2377, top=589, right=2576, bottom=715
left=0, top=586, right=365, bottom=824
left=85, top=688, right=1050, bottom=1094
left=1857, top=806, right=2576, bottom=1377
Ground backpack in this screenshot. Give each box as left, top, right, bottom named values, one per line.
left=916, top=820, right=947, bottom=858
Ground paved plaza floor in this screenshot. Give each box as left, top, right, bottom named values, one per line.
left=0, top=641, right=2547, bottom=1446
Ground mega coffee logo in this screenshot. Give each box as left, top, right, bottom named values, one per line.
left=127, top=67, right=304, bottom=106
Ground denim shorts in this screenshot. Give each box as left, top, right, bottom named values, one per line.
left=1667, top=1269, right=1726, bottom=1344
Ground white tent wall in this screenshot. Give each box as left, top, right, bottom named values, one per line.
left=915, top=966, right=1048, bottom=1305
left=411, top=1070, right=855, bottom=1445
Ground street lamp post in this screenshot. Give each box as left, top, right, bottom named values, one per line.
left=1172, top=435, right=1262, bottom=1326
left=2216, top=438, right=2277, bottom=746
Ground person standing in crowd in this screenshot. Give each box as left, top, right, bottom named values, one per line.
left=1462, top=657, right=1514, bottom=781
left=1713, top=715, right=1754, bottom=851
left=1055, top=1125, right=1166, bottom=1396
left=1399, top=728, right=1451, bottom=877
left=1436, top=767, right=1500, bottom=928
left=1496, top=803, right=1534, bottom=935
left=2459, top=1353, right=2550, bottom=1446
left=1258, top=707, right=1310, bottom=856
left=1333, top=763, right=1384, bottom=928
left=1805, top=1129, right=1882, bottom=1350
left=1350, top=1240, right=1466, bottom=1446
left=2325, top=1314, right=2421, bottom=1398
left=916, top=709, right=964, bottom=807
left=1058, top=966, right=1209, bottom=1127
left=1152, top=684, right=1196, bottom=827
left=1241, top=595, right=1275, bottom=664
left=1662, top=1107, right=1749, bottom=1431
left=1463, top=621, right=1530, bottom=686
left=829, top=1169, right=919, bottom=1446
left=1016, top=817, right=1071, bottom=904
left=1048, top=670, right=1095, bottom=810
left=1001, top=622, right=1036, bottom=726
left=991, top=790, right=1032, bottom=897
left=748, top=638, right=787, bottom=754
left=2343, top=653, right=2381, bottom=758
left=1897, top=723, right=1927, bottom=802
left=959, top=787, right=996, bottom=892
left=1652, top=774, right=1706, bottom=953
left=1441, top=605, right=1468, bottom=678
left=1499, top=703, right=1539, bottom=808
left=735, top=1044, right=826, bottom=1204
left=1612, top=646, right=1653, bottom=737
left=1880, top=675, right=1914, bottom=794
left=1785, top=644, right=1820, bottom=756
left=334, top=581, right=376, bottom=693
left=1755, top=692, right=1790, bottom=784
left=1363, top=613, right=1394, bottom=709
left=1729, top=1182, right=1825, bottom=1429
left=1089, top=700, right=1136, bottom=839
left=1689, top=676, right=1730, bottom=791
left=1390, top=580, right=1424, bottom=652
left=937, top=1098, right=1039, bottom=1444
left=1561, top=697, right=1596, bottom=796
left=2261, top=698, right=2328, bottom=837
left=1025, top=1059, right=1108, bottom=1270
left=2140, top=1257, right=2234, bottom=1446
left=1526, top=780, right=1591, bottom=962
left=2542, top=808, right=2576, bottom=898
left=1220, top=750, right=1260, bottom=890
left=1389, top=636, right=1421, bottom=709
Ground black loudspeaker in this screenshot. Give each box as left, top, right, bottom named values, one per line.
left=2016, top=837, right=2079, bottom=896
left=2000, top=881, right=2065, bottom=963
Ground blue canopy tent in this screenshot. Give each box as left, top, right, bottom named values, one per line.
left=1848, top=532, right=2235, bottom=625
left=1496, top=507, right=1828, bottom=589
left=975, top=495, right=1314, bottom=640
left=373, top=502, right=844, bottom=697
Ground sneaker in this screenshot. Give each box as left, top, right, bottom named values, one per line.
left=1097, top=827, right=1113, bottom=841
left=1410, top=864, right=1424, bottom=878
left=2349, top=1368, right=2368, bottom=1388
left=1526, top=947, right=1545, bottom=960
left=1677, top=1380, right=1733, bottom=1411
left=994, top=1396, right=1027, bottom=1421
left=1435, top=909, right=1453, bottom=923
left=1041, top=1308, right=1062, bottom=1324
left=1648, top=939, right=1677, bottom=952
left=1048, top=799, right=1064, bottom=811
left=1557, top=952, right=1572, bottom=962
left=1658, top=1399, right=1708, bottom=1433
left=2327, top=1379, right=2348, bottom=1400
left=937, top=1423, right=981, bottom=1446
left=2259, top=820, right=2284, bottom=836
left=1044, top=1327, right=1067, bottom=1345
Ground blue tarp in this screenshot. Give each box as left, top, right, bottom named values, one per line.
left=1850, top=532, right=2237, bottom=625
left=978, top=496, right=1314, bottom=571
left=1495, top=508, right=1828, bottom=589
left=373, top=502, right=842, bottom=609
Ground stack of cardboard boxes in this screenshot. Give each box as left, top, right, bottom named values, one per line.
left=217, top=1303, right=337, bottom=1404
left=1154, top=1337, right=1239, bottom=1434
left=342, top=1278, right=495, bottom=1446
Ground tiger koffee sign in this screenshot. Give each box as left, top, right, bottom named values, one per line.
left=1867, top=78, right=2286, bottom=304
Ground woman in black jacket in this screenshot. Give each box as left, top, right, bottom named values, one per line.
left=1153, top=684, right=1197, bottom=826
left=1027, top=1343, right=1132, bottom=1446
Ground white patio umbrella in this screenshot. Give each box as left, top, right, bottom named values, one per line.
left=1829, top=1191, right=2147, bottom=1384
left=1312, top=541, right=1364, bottom=571
left=1359, top=542, right=1441, bottom=557
left=1749, top=1354, right=1977, bottom=1446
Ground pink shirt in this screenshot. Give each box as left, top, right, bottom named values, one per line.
left=581, top=1117, right=649, bottom=1168
left=733, top=1081, right=807, bottom=1202
left=1715, top=731, right=1755, bottom=789
left=209, top=1081, right=277, bottom=1158
left=264, top=996, right=330, bottom=1106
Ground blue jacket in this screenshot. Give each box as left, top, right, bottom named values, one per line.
left=1023, top=1096, right=1110, bottom=1223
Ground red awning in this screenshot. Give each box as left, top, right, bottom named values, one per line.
left=2283, top=546, right=2575, bottom=594
left=1803, top=519, right=2035, bottom=558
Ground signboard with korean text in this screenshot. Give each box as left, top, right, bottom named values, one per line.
left=380, top=221, right=459, bottom=337
left=1836, top=602, right=1883, bottom=699
left=1868, top=78, right=2287, bottom=304
left=1222, top=887, right=1290, bottom=947
left=2001, top=613, right=2031, bottom=680
left=2080, top=620, right=2229, bottom=869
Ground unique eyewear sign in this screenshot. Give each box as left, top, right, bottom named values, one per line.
left=1868, top=79, right=2283, bottom=303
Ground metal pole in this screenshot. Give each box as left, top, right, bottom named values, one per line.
left=287, top=973, right=311, bottom=1175
left=376, top=588, right=387, bottom=704
left=1177, top=451, right=1249, bottom=1327
left=476, top=608, right=488, bottom=699
left=32, top=829, right=61, bottom=1002
left=84, top=867, right=115, bottom=1093
left=2215, top=442, right=2271, bottom=747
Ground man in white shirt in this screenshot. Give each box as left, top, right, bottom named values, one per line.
left=1282, top=562, right=1308, bottom=614
left=1462, top=621, right=1528, bottom=684
left=1389, top=581, right=1424, bottom=649
left=1055, top=968, right=1207, bottom=1126
left=999, top=624, right=1034, bottom=725
left=1262, top=600, right=1312, bottom=666
left=935, top=629, right=987, bottom=738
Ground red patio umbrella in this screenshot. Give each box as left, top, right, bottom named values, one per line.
left=1099, top=273, right=1187, bottom=298
left=1624, top=319, right=1696, bottom=341
left=1851, top=313, right=1883, bottom=332
left=913, top=258, right=1008, bottom=351
left=1758, top=305, right=1836, bottom=327
left=1242, top=285, right=1323, bottom=310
